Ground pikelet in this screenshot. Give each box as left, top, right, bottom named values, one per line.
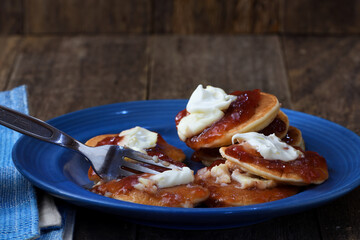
left=92, top=173, right=209, bottom=208
left=86, top=128, right=209, bottom=207
left=282, top=126, right=305, bottom=150
left=195, top=160, right=299, bottom=207
left=259, top=110, right=289, bottom=139
left=219, top=140, right=328, bottom=186
left=179, top=91, right=280, bottom=150
left=86, top=131, right=186, bottom=182
left=191, top=110, right=293, bottom=167
left=85, top=133, right=186, bottom=162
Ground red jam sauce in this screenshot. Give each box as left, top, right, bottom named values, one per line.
left=95, top=134, right=183, bottom=166
left=145, top=135, right=185, bottom=168
left=90, top=134, right=185, bottom=179
left=175, top=109, right=189, bottom=126
left=224, top=145, right=328, bottom=183
left=191, top=148, right=223, bottom=162
left=282, top=127, right=299, bottom=145
left=92, top=174, right=145, bottom=195
left=259, top=117, right=287, bottom=136
left=92, top=174, right=209, bottom=207
left=175, top=89, right=261, bottom=147
left=96, top=136, right=123, bottom=146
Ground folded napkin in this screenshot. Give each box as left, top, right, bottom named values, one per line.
left=0, top=86, right=75, bottom=240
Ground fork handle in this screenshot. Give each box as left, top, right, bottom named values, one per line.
left=0, top=105, right=83, bottom=151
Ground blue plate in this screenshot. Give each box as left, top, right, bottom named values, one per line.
left=12, top=100, right=360, bottom=229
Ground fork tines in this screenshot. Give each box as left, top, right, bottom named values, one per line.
left=120, top=147, right=181, bottom=176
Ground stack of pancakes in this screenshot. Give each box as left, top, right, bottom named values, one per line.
left=176, top=89, right=328, bottom=207
left=86, top=89, right=328, bottom=208
left=177, top=91, right=305, bottom=166
left=86, top=130, right=209, bottom=208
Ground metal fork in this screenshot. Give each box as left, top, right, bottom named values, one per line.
left=0, top=105, right=180, bottom=181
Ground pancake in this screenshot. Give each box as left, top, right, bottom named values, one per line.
left=282, top=126, right=305, bottom=150
left=219, top=143, right=328, bottom=186
left=92, top=173, right=209, bottom=207
left=191, top=110, right=291, bottom=167
left=259, top=110, right=289, bottom=139
left=86, top=130, right=186, bottom=182
left=85, top=134, right=118, bottom=147
left=85, top=133, right=186, bottom=162
left=190, top=148, right=225, bottom=167
left=180, top=91, right=280, bottom=150
left=194, top=161, right=299, bottom=207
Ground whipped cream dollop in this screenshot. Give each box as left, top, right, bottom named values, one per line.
left=119, top=126, right=157, bottom=153
left=232, top=132, right=303, bottom=161
left=177, top=85, right=237, bottom=141
left=135, top=167, right=194, bottom=190
left=148, top=167, right=194, bottom=188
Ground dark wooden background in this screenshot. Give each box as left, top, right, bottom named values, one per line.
left=1, top=35, right=359, bottom=240
left=1, top=1, right=360, bottom=239
left=2, top=0, right=360, bottom=35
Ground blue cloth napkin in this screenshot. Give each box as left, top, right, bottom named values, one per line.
left=0, top=86, right=74, bottom=240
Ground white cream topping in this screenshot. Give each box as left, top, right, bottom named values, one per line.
left=232, top=132, right=303, bottom=161
left=231, top=169, right=277, bottom=189
left=210, top=163, right=231, bottom=184
left=177, top=85, right=237, bottom=141
left=209, top=163, right=277, bottom=189
left=119, top=126, right=157, bottom=153
left=148, top=167, right=194, bottom=188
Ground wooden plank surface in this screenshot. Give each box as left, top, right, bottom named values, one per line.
left=0, top=35, right=359, bottom=239
left=5, top=36, right=148, bottom=119
left=282, top=36, right=360, bottom=133
left=0, top=0, right=23, bottom=34
left=0, top=37, right=22, bottom=89
left=24, top=0, right=151, bottom=34
left=149, top=35, right=291, bottom=107
left=2, top=0, right=360, bottom=35
left=282, top=36, right=360, bottom=240
left=282, top=0, right=360, bottom=34
left=152, top=0, right=279, bottom=34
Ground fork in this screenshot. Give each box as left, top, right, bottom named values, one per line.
left=0, top=105, right=180, bottom=181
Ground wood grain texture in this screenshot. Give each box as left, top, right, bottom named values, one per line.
left=24, top=0, right=151, bottom=34
left=282, top=36, right=360, bottom=239
left=148, top=35, right=291, bottom=108
left=137, top=211, right=321, bottom=240
left=3, top=0, right=360, bottom=35
left=152, top=0, right=279, bottom=34
left=282, top=36, right=360, bottom=133
left=0, top=37, right=22, bottom=90
left=282, top=0, right=360, bottom=34
left=5, top=36, right=148, bottom=120
left=23, top=0, right=279, bottom=34
left=0, top=0, right=23, bottom=34
left=73, top=207, right=136, bottom=240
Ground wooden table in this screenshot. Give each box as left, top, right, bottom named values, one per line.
left=0, top=35, right=359, bottom=239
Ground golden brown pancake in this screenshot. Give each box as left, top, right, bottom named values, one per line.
left=194, top=161, right=299, bottom=207
left=190, top=110, right=291, bottom=167
left=92, top=174, right=209, bottom=207
left=219, top=143, right=328, bottom=186
left=86, top=132, right=186, bottom=182
left=259, top=110, right=289, bottom=139
left=282, top=126, right=305, bottom=150
left=85, top=133, right=186, bottom=162
left=190, top=148, right=225, bottom=167
left=87, top=131, right=209, bottom=208
left=178, top=91, right=280, bottom=150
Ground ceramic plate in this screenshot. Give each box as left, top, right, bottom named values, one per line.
left=12, top=100, right=360, bottom=229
